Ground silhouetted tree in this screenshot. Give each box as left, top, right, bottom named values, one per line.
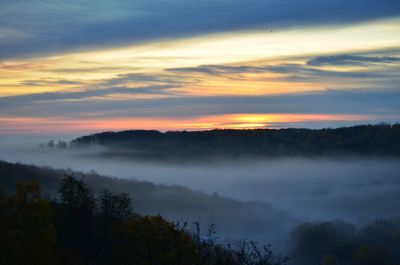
left=46, top=140, right=55, bottom=149
left=115, top=215, right=197, bottom=265
left=352, top=245, right=390, bottom=265
left=323, top=255, right=340, bottom=265
left=0, top=181, right=56, bottom=265
left=96, top=189, right=133, bottom=264
left=53, top=175, right=96, bottom=263
left=290, top=222, right=356, bottom=265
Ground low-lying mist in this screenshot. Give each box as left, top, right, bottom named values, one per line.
left=1, top=137, right=399, bottom=224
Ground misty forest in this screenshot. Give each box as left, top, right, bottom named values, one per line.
left=0, top=125, right=400, bottom=265
left=2, top=0, right=400, bottom=264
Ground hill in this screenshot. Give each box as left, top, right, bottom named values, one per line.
left=68, top=124, right=400, bottom=160
left=0, top=160, right=292, bottom=245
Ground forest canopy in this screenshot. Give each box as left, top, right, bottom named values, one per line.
left=66, top=124, right=400, bottom=160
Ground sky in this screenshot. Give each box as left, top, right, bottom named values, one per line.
left=1, top=0, right=400, bottom=135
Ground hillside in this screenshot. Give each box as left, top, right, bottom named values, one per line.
left=0, top=162, right=290, bottom=265
left=68, top=124, right=400, bottom=160
left=0, top=160, right=292, bottom=244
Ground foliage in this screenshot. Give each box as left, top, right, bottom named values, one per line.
left=352, top=245, right=390, bottom=265
left=115, top=216, right=197, bottom=265
left=53, top=175, right=97, bottom=263
left=290, top=220, right=400, bottom=265
left=323, top=255, right=340, bottom=265
left=70, top=124, right=400, bottom=160
left=0, top=181, right=57, bottom=265
left=0, top=177, right=287, bottom=265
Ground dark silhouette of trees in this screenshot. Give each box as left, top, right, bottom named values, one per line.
left=99, top=189, right=132, bottom=230
left=53, top=175, right=97, bottom=263
left=323, top=255, right=340, bottom=265
left=0, top=181, right=56, bottom=265
left=38, top=140, right=68, bottom=149
left=357, top=218, right=400, bottom=261
left=290, top=220, right=400, bottom=265
left=97, top=189, right=133, bottom=264
left=69, top=124, right=400, bottom=161
left=352, top=245, right=390, bottom=265
left=115, top=216, right=197, bottom=265
left=0, top=176, right=288, bottom=265
left=290, top=221, right=356, bottom=265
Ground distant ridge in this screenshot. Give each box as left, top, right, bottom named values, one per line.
left=69, top=124, right=400, bottom=160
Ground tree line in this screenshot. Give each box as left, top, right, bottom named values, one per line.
left=0, top=176, right=288, bottom=265
left=69, top=124, right=400, bottom=160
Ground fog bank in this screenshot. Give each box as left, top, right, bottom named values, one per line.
left=1, top=137, right=399, bottom=225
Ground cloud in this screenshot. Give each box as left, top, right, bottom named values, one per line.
left=50, top=66, right=132, bottom=74
left=265, top=63, right=400, bottom=81
left=307, top=55, right=400, bottom=66
left=1, top=88, right=399, bottom=120
left=165, top=48, right=400, bottom=88
left=98, top=73, right=181, bottom=87
left=19, top=79, right=84, bottom=87
left=1, top=46, right=400, bottom=121
left=167, top=59, right=400, bottom=82
left=167, top=65, right=266, bottom=75
left=0, top=84, right=176, bottom=109
left=1, top=0, right=399, bottom=59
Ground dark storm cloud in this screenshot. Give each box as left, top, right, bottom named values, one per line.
left=1, top=0, right=399, bottom=59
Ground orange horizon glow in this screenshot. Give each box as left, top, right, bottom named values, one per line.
left=0, top=113, right=374, bottom=135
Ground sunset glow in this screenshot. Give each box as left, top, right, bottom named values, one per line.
left=0, top=113, right=378, bottom=135
left=1, top=1, right=399, bottom=134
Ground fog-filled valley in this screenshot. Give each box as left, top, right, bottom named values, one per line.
left=1, top=129, right=400, bottom=263
left=2, top=140, right=400, bottom=223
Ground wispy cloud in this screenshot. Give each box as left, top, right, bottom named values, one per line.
left=19, top=79, right=84, bottom=87
left=0, top=84, right=176, bottom=108
left=307, top=55, right=400, bottom=66
left=167, top=65, right=267, bottom=75
left=166, top=52, right=400, bottom=87
left=97, top=73, right=181, bottom=87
